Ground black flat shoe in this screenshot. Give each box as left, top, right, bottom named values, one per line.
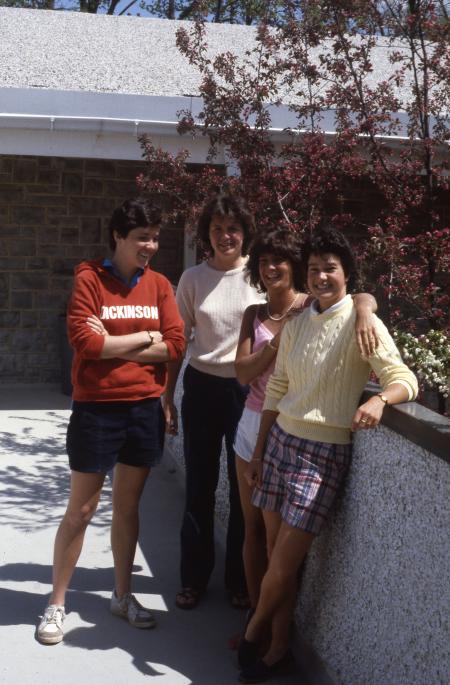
left=237, top=637, right=260, bottom=670
left=238, top=650, right=294, bottom=683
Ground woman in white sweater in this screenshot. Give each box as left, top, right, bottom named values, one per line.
left=163, top=191, right=264, bottom=610
left=238, top=227, right=418, bottom=683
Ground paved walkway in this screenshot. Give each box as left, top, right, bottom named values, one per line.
left=0, top=386, right=301, bottom=685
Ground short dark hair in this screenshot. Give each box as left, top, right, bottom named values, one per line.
left=301, top=226, right=358, bottom=291
left=196, top=191, right=255, bottom=256
left=108, top=198, right=162, bottom=251
left=246, top=227, right=304, bottom=292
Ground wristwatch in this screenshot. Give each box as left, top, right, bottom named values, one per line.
left=377, top=393, right=389, bottom=405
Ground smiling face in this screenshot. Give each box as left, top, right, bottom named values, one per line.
left=113, top=225, right=160, bottom=274
left=258, top=253, right=294, bottom=294
left=307, top=252, right=348, bottom=311
left=208, top=214, right=244, bottom=264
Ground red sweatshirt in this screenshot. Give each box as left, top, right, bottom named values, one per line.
left=67, top=260, right=185, bottom=402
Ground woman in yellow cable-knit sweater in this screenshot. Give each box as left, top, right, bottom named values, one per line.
left=237, top=227, right=418, bottom=683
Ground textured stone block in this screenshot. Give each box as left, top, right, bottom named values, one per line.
left=80, top=218, right=101, bottom=244
left=0, top=257, right=26, bottom=270
left=34, top=291, right=69, bottom=309
left=21, top=311, right=39, bottom=328
left=39, top=311, right=59, bottom=328
left=11, top=291, right=33, bottom=309
left=8, top=240, right=36, bottom=257
left=62, top=173, right=83, bottom=195
left=50, top=276, right=73, bottom=291
left=27, top=257, right=49, bottom=270
left=0, top=273, right=9, bottom=307
left=68, top=196, right=115, bottom=216
left=0, top=354, right=23, bottom=377
left=36, top=169, right=61, bottom=186
left=38, top=227, right=59, bottom=242
left=20, top=227, right=37, bottom=239
left=0, top=330, right=11, bottom=351
left=12, top=329, right=44, bottom=352
left=0, top=158, right=13, bottom=174
left=85, top=160, right=116, bottom=177
left=0, top=311, right=20, bottom=327
left=26, top=193, right=67, bottom=207
left=115, top=163, right=145, bottom=180
left=12, top=206, right=45, bottom=225
left=37, top=244, right=61, bottom=257
left=11, top=272, right=48, bottom=290
left=64, top=159, right=83, bottom=171
left=87, top=246, right=105, bottom=260
left=13, top=159, right=37, bottom=183
left=1, top=224, right=24, bottom=238
left=60, top=227, right=80, bottom=244
left=0, top=185, right=24, bottom=203
left=107, top=180, right=139, bottom=197
left=84, top=178, right=104, bottom=195
left=46, top=209, right=74, bottom=227
left=52, top=258, right=79, bottom=275
left=25, top=183, right=60, bottom=194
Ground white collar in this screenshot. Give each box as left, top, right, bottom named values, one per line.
left=310, top=294, right=352, bottom=316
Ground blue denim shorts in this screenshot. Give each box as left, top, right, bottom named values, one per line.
left=66, top=398, right=165, bottom=473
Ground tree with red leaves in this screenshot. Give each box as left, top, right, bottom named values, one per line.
left=138, top=0, right=449, bottom=409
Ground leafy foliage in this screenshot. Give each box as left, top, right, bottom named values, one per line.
left=138, top=1, right=449, bottom=409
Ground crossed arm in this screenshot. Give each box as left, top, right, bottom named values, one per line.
left=86, top=315, right=171, bottom=363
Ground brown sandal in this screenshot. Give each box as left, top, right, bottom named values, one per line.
left=229, top=591, right=251, bottom=610
left=175, top=587, right=203, bottom=610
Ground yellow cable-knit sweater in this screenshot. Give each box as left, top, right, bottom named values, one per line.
left=263, top=295, right=418, bottom=445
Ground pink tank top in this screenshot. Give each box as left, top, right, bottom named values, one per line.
left=245, top=297, right=311, bottom=412
left=245, top=316, right=276, bottom=412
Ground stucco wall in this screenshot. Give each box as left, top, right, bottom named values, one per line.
left=296, top=425, right=449, bottom=685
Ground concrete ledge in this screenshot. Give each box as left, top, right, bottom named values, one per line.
left=362, top=382, right=450, bottom=464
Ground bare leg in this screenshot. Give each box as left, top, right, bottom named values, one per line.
left=236, top=455, right=267, bottom=609
left=263, top=509, right=282, bottom=560
left=50, top=471, right=105, bottom=606
left=245, top=520, right=314, bottom=665
left=242, top=509, right=281, bottom=642
left=111, top=463, right=150, bottom=597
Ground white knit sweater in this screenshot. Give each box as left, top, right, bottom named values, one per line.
left=263, top=295, right=418, bottom=444
left=176, top=261, right=264, bottom=378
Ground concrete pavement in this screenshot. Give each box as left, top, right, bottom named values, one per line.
left=0, top=385, right=302, bottom=685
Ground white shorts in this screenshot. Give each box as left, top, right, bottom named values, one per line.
left=233, top=406, right=261, bottom=463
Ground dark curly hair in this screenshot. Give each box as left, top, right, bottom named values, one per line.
left=301, top=226, right=358, bottom=291
left=246, top=227, right=304, bottom=293
left=108, top=198, right=162, bottom=251
left=197, top=191, right=255, bottom=256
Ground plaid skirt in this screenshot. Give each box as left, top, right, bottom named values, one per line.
left=252, top=422, right=352, bottom=535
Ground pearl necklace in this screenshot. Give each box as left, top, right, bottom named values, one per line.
left=267, top=294, right=300, bottom=321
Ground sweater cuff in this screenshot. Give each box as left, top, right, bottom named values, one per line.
left=164, top=339, right=184, bottom=362
left=384, top=379, right=417, bottom=402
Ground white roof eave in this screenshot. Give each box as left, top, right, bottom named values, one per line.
left=0, top=87, right=448, bottom=161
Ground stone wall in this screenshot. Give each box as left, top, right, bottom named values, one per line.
left=0, top=154, right=185, bottom=384
left=295, top=425, right=449, bottom=685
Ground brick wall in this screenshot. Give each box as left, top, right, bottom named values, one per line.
left=0, top=155, right=185, bottom=385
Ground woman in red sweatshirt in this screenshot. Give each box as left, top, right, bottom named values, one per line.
left=37, top=198, right=185, bottom=645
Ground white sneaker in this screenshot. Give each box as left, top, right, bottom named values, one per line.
left=110, top=591, right=156, bottom=629
left=37, top=605, right=65, bottom=645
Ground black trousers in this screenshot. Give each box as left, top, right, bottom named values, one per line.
left=180, top=364, right=247, bottom=594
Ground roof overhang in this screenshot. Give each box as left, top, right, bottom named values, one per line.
left=0, top=87, right=448, bottom=162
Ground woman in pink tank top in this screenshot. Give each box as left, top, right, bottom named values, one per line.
left=234, top=227, right=379, bottom=631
